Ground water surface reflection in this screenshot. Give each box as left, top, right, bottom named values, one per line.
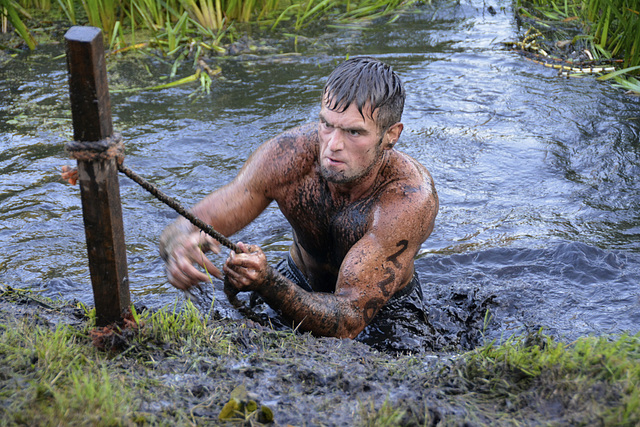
left=1, top=0, right=639, bottom=345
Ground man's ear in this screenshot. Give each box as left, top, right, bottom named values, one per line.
left=384, top=122, right=404, bottom=149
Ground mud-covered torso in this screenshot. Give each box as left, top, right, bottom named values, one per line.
left=281, top=168, right=381, bottom=291
left=260, top=123, right=431, bottom=293
left=266, top=124, right=402, bottom=293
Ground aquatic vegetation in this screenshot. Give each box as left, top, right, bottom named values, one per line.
left=3, top=0, right=416, bottom=53
left=516, top=0, right=640, bottom=91
left=0, top=0, right=36, bottom=49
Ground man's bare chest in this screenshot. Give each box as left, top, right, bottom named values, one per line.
left=277, top=177, right=377, bottom=264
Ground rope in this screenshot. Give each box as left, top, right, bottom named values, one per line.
left=116, top=163, right=240, bottom=254
left=63, top=134, right=238, bottom=253
left=62, top=133, right=283, bottom=308
left=66, top=133, right=125, bottom=163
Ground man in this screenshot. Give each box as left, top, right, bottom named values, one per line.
left=160, top=56, right=438, bottom=342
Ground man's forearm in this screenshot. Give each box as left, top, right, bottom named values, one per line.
left=257, top=268, right=364, bottom=338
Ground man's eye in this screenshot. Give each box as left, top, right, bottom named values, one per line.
left=349, top=130, right=360, bottom=136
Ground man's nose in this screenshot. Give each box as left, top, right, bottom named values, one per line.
left=327, top=129, right=345, bottom=151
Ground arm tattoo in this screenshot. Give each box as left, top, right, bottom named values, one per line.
left=386, top=239, right=408, bottom=268
left=377, top=268, right=394, bottom=298
left=377, top=239, right=409, bottom=297
left=363, top=298, right=384, bottom=324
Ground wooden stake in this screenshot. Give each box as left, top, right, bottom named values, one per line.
left=65, top=26, right=130, bottom=326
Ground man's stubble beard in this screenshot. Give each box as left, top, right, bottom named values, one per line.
left=319, top=138, right=384, bottom=185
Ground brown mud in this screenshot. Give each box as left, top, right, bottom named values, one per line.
left=1, top=287, right=623, bottom=426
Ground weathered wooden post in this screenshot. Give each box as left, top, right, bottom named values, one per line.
left=64, top=26, right=130, bottom=326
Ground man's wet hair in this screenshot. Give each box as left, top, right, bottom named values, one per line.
left=323, top=56, right=405, bottom=131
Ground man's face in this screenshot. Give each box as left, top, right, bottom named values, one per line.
left=318, top=99, right=386, bottom=185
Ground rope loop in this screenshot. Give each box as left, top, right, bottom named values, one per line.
left=66, top=133, right=125, bottom=163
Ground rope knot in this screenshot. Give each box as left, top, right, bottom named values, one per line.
left=65, top=133, right=125, bottom=164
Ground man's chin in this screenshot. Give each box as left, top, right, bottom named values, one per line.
left=320, top=166, right=351, bottom=184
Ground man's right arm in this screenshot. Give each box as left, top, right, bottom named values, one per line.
left=159, top=124, right=315, bottom=290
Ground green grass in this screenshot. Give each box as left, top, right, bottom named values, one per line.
left=433, top=331, right=640, bottom=424
left=1, top=285, right=639, bottom=425
left=0, top=315, right=135, bottom=424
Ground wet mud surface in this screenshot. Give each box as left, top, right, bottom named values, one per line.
left=1, top=287, right=634, bottom=426
left=186, top=277, right=498, bottom=355
left=0, top=293, right=454, bottom=425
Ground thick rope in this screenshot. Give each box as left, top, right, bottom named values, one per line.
left=64, top=134, right=239, bottom=253
left=66, top=133, right=126, bottom=163
left=62, top=134, right=282, bottom=306
left=116, top=163, right=240, bottom=253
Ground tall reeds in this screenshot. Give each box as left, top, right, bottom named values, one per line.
left=518, top=0, right=640, bottom=70
left=583, top=0, right=640, bottom=69
left=0, top=0, right=36, bottom=49
left=6, top=0, right=414, bottom=52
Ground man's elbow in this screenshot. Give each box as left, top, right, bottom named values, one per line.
left=331, top=316, right=367, bottom=339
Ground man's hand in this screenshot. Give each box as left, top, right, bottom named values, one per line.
left=160, top=221, right=223, bottom=290
left=223, top=242, right=269, bottom=293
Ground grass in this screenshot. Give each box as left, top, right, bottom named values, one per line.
left=429, top=331, right=640, bottom=425
left=0, top=311, right=135, bottom=424
left=1, top=285, right=639, bottom=425
left=516, top=0, right=640, bottom=93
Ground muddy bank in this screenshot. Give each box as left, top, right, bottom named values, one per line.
left=2, top=287, right=637, bottom=426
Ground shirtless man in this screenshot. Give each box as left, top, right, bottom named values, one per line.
left=160, top=56, right=438, bottom=340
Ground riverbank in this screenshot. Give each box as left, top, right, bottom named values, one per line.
left=1, top=286, right=638, bottom=425
left=2, top=2, right=640, bottom=424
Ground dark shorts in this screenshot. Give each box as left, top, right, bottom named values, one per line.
left=273, top=254, right=430, bottom=353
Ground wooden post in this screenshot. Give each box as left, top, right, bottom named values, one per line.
left=65, top=26, right=130, bottom=326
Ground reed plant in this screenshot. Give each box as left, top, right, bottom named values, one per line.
left=130, top=0, right=168, bottom=31
left=518, top=0, right=640, bottom=70
left=583, top=0, right=640, bottom=69
left=517, top=0, right=640, bottom=93
left=8, top=0, right=415, bottom=52
left=56, top=0, right=76, bottom=23
left=1, top=0, right=36, bottom=49
left=180, top=0, right=224, bottom=30
left=80, top=0, right=123, bottom=40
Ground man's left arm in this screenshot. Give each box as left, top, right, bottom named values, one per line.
left=224, top=185, right=438, bottom=338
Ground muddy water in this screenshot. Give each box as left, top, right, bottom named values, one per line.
left=1, top=0, right=639, bottom=349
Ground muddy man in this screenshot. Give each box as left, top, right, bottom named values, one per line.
left=160, top=56, right=439, bottom=342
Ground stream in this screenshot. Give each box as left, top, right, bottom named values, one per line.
left=1, top=0, right=639, bottom=350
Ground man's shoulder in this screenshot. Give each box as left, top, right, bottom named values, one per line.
left=386, top=150, right=435, bottom=194
left=371, top=152, right=438, bottom=241
left=268, top=123, right=319, bottom=152
left=253, top=123, right=319, bottom=198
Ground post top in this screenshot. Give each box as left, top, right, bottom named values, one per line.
left=64, top=26, right=102, bottom=43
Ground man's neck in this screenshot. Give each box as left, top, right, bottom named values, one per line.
left=326, top=151, right=391, bottom=204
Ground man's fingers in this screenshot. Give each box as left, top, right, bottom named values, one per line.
left=168, top=257, right=214, bottom=289
left=236, top=241, right=260, bottom=254
left=200, top=234, right=221, bottom=254
left=202, top=257, right=223, bottom=279
left=227, top=254, right=261, bottom=271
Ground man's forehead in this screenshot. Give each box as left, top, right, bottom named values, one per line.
left=321, top=95, right=377, bottom=123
